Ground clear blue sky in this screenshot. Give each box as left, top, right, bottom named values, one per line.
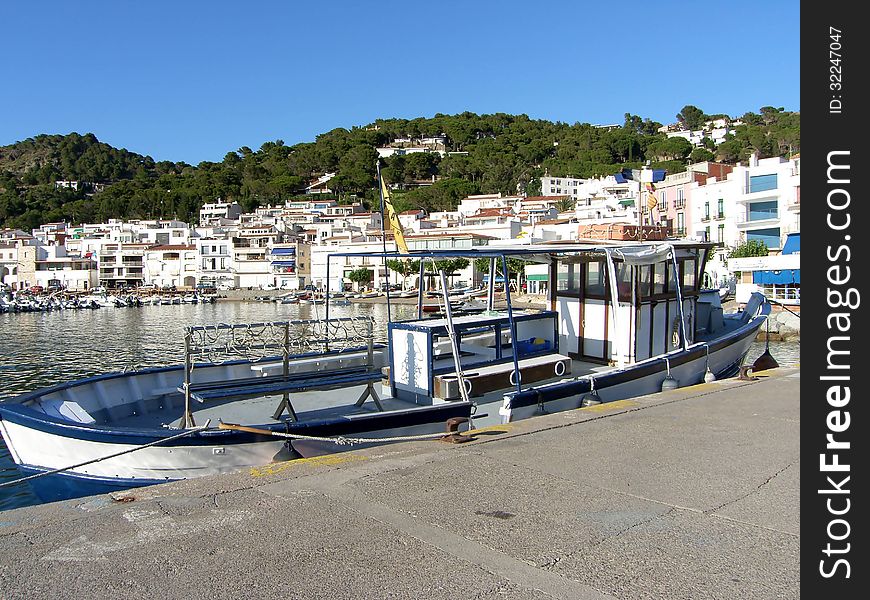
left=3, top=0, right=800, bottom=165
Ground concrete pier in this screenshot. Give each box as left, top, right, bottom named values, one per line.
left=0, top=368, right=799, bottom=599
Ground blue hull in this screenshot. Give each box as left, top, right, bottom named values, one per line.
left=18, top=465, right=171, bottom=503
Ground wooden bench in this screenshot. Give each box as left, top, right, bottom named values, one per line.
left=249, top=350, right=375, bottom=378
left=433, top=353, right=571, bottom=400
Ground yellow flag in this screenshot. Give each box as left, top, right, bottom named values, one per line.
left=381, top=176, right=408, bottom=253
left=646, top=183, right=659, bottom=209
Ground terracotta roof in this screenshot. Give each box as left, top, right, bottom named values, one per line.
left=472, top=208, right=513, bottom=217
left=405, top=232, right=497, bottom=240
left=147, top=245, right=196, bottom=251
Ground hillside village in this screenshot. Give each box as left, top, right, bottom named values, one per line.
left=1, top=130, right=800, bottom=307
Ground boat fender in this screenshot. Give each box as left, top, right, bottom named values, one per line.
left=661, top=375, right=679, bottom=391
left=704, top=368, right=716, bottom=383
left=580, top=390, right=602, bottom=407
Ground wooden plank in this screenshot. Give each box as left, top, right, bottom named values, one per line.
left=433, top=353, right=571, bottom=399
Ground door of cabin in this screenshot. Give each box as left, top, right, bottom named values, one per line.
left=555, top=259, right=609, bottom=362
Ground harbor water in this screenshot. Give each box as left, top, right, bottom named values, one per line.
left=0, top=300, right=799, bottom=511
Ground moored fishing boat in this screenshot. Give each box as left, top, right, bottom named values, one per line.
left=0, top=241, right=770, bottom=503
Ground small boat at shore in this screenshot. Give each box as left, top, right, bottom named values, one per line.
left=0, top=241, right=770, bottom=503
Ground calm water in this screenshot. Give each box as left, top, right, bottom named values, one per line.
left=0, top=301, right=799, bottom=511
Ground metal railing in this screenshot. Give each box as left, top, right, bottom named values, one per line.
left=178, top=317, right=376, bottom=427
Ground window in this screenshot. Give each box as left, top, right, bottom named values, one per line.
left=703, top=201, right=710, bottom=220
left=717, top=224, right=725, bottom=243
left=615, top=261, right=631, bottom=302
left=749, top=174, right=778, bottom=193
left=748, top=200, right=778, bottom=221
left=682, top=259, right=696, bottom=292
left=717, top=199, right=724, bottom=219
left=585, top=261, right=606, bottom=297
left=653, top=261, right=666, bottom=295
left=747, top=227, right=781, bottom=249
left=638, top=265, right=652, bottom=298
left=556, top=262, right=582, bottom=294
left=676, top=212, right=685, bottom=236
left=676, top=189, right=685, bottom=208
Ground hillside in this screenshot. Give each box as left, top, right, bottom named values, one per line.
left=0, top=106, right=799, bottom=230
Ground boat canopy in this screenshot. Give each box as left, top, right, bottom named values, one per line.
left=326, top=240, right=716, bottom=263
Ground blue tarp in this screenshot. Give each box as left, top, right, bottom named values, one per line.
left=753, top=233, right=799, bottom=284
left=781, top=233, right=800, bottom=255
left=753, top=269, right=800, bottom=285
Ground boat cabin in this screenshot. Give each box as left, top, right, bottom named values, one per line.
left=327, top=241, right=718, bottom=405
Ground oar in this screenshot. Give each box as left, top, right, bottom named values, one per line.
left=217, top=421, right=277, bottom=435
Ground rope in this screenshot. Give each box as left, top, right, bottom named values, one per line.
left=257, top=429, right=460, bottom=446
left=0, top=421, right=212, bottom=489
left=767, top=298, right=801, bottom=318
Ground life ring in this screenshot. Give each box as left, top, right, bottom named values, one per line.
left=554, top=361, right=566, bottom=376
left=509, top=369, right=522, bottom=386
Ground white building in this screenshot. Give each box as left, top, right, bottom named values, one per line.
left=231, top=225, right=282, bottom=289
left=539, top=174, right=637, bottom=205
left=144, top=245, right=199, bottom=288
left=456, top=193, right=522, bottom=218
left=269, top=242, right=311, bottom=290
left=310, top=239, right=397, bottom=292
left=199, top=201, right=241, bottom=226
left=97, top=243, right=150, bottom=288
left=691, top=153, right=800, bottom=252
left=0, top=241, right=94, bottom=291
left=196, top=237, right=235, bottom=289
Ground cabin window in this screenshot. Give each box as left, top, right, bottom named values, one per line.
left=638, top=265, right=652, bottom=299
left=682, top=258, right=697, bottom=293
left=585, top=261, right=606, bottom=297
left=556, top=262, right=582, bottom=294
left=615, top=261, right=632, bottom=302
left=653, top=261, right=667, bottom=295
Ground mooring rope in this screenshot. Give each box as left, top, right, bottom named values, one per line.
left=1, top=422, right=470, bottom=489
left=220, top=425, right=461, bottom=447
left=0, top=421, right=212, bottom=489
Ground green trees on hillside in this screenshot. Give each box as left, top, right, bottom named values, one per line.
left=0, top=106, right=799, bottom=230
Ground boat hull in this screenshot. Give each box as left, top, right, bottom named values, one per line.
left=501, top=310, right=766, bottom=421
left=0, top=393, right=473, bottom=503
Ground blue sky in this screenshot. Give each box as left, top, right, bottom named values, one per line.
left=3, top=0, right=800, bottom=165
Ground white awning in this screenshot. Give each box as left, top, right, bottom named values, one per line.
left=609, top=244, right=673, bottom=265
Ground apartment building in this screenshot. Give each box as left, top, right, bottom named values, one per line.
left=144, top=245, right=199, bottom=288
left=231, top=225, right=282, bottom=288
left=196, top=237, right=235, bottom=289
left=98, top=243, right=150, bottom=288
left=692, top=153, right=800, bottom=251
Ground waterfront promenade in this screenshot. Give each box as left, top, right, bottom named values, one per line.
left=0, top=368, right=799, bottom=599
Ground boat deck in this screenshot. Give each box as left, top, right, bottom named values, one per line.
left=104, top=355, right=616, bottom=431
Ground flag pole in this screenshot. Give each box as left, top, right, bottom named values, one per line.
left=376, top=159, right=392, bottom=321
